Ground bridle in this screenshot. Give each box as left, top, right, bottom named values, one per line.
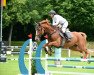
left=36, top=21, right=57, bottom=38
left=35, top=24, right=45, bottom=37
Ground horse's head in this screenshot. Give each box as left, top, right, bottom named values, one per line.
left=35, top=19, right=52, bottom=41
left=35, top=23, right=43, bottom=41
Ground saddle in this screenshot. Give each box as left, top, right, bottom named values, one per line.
left=59, top=29, right=72, bottom=46
left=52, top=26, right=72, bottom=41
left=59, top=29, right=72, bottom=39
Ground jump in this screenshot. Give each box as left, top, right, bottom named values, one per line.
left=35, top=19, right=90, bottom=59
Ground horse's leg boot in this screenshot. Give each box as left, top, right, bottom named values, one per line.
left=44, top=47, right=52, bottom=56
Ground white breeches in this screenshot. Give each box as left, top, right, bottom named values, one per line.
left=62, top=21, right=68, bottom=33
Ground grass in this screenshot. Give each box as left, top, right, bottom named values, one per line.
left=42, top=51, right=94, bottom=72
left=87, top=41, right=94, bottom=49
left=0, top=55, right=29, bottom=75
left=0, top=54, right=94, bottom=75
left=42, top=50, right=94, bottom=75
left=0, top=41, right=94, bottom=75
left=11, top=41, right=25, bottom=46
left=0, top=60, right=20, bottom=75
left=0, top=51, right=94, bottom=75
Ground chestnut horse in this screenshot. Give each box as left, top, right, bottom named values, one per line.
left=35, top=19, right=89, bottom=58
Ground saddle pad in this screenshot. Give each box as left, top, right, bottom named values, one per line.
left=59, top=32, right=66, bottom=47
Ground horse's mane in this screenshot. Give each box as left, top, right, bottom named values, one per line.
left=40, top=19, right=59, bottom=30
left=51, top=25, right=59, bottom=31
left=39, top=19, right=50, bottom=25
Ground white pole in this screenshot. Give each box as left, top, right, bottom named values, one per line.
left=45, top=54, right=48, bottom=74
left=68, top=49, right=70, bottom=57
left=29, top=39, right=32, bottom=75
left=45, top=39, right=48, bottom=74
left=54, top=47, right=61, bottom=65
left=0, top=0, right=3, bottom=41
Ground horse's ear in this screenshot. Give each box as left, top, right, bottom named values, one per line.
left=45, top=19, right=50, bottom=25
left=46, top=19, right=49, bottom=22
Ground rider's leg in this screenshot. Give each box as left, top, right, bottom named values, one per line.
left=62, top=22, right=71, bottom=41
left=61, top=27, right=67, bottom=38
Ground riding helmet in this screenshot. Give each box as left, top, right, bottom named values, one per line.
left=49, top=10, right=56, bottom=15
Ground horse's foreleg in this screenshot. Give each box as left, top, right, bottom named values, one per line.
left=43, top=43, right=48, bottom=53
left=43, top=43, right=48, bottom=48
left=43, top=43, right=52, bottom=55
left=43, top=41, right=60, bottom=56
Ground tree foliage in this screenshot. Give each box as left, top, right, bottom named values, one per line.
left=2, top=0, right=94, bottom=41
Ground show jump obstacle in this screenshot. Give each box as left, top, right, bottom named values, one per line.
left=18, top=34, right=46, bottom=75
left=18, top=34, right=94, bottom=75
left=18, top=34, right=33, bottom=75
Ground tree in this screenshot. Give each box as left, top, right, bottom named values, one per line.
left=3, top=0, right=33, bottom=45
left=3, top=0, right=94, bottom=41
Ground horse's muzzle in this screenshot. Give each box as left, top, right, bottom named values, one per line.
left=35, top=35, right=40, bottom=41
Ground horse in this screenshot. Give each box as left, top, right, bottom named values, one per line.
left=35, top=19, right=90, bottom=59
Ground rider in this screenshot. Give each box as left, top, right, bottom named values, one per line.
left=48, top=10, right=71, bottom=41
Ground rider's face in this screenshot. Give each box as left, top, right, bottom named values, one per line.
left=49, top=14, right=54, bottom=18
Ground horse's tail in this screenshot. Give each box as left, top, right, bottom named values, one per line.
left=79, top=32, right=87, bottom=40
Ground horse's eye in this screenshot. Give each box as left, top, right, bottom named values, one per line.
left=38, top=23, right=41, bottom=26
left=38, top=28, right=40, bottom=31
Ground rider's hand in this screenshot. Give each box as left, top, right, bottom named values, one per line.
left=57, top=24, right=62, bottom=28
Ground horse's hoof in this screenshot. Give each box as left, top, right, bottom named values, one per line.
left=49, top=53, right=52, bottom=56
left=48, top=51, right=52, bottom=56
left=51, top=50, right=55, bottom=53
left=44, top=50, right=48, bottom=54
left=83, top=57, right=87, bottom=59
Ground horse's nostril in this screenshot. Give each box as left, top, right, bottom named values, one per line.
left=35, top=36, right=40, bottom=41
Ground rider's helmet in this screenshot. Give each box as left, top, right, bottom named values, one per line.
left=48, top=10, right=56, bottom=15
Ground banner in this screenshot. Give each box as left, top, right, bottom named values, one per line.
left=1, top=0, right=6, bottom=6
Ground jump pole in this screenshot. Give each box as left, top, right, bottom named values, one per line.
left=45, top=39, right=48, bottom=74
left=28, top=34, right=33, bottom=75
left=47, top=57, right=94, bottom=62
left=48, top=64, right=94, bottom=69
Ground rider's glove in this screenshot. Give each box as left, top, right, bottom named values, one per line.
left=57, top=24, right=62, bottom=28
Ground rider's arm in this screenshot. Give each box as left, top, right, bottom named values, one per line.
left=52, top=15, right=59, bottom=26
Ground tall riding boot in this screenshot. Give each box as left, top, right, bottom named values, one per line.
left=63, top=33, right=71, bottom=41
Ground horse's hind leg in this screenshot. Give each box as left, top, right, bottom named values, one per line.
left=80, top=51, right=88, bottom=59
left=83, top=49, right=90, bottom=59
left=79, top=45, right=89, bottom=59
left=78, top=44, right=89, bottom=59
left=70, top=45, right=85, bottom=58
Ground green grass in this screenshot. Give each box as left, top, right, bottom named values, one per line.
left=0, top=60, right=20, bottom=75
left=0, top=52, right=94, bottom=75
left=1, top=60, right=94, bottom=75
left=0, top=55, right=29, bottom=75
left=41, top=56, right=94, bottom=75
left=11, top=41, right=25, bottom=46
left=87, top=41, right=94, bottom=49
left=0, top=41, right=94, bottom=75
left=47, top=61, right=94, bottom=73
